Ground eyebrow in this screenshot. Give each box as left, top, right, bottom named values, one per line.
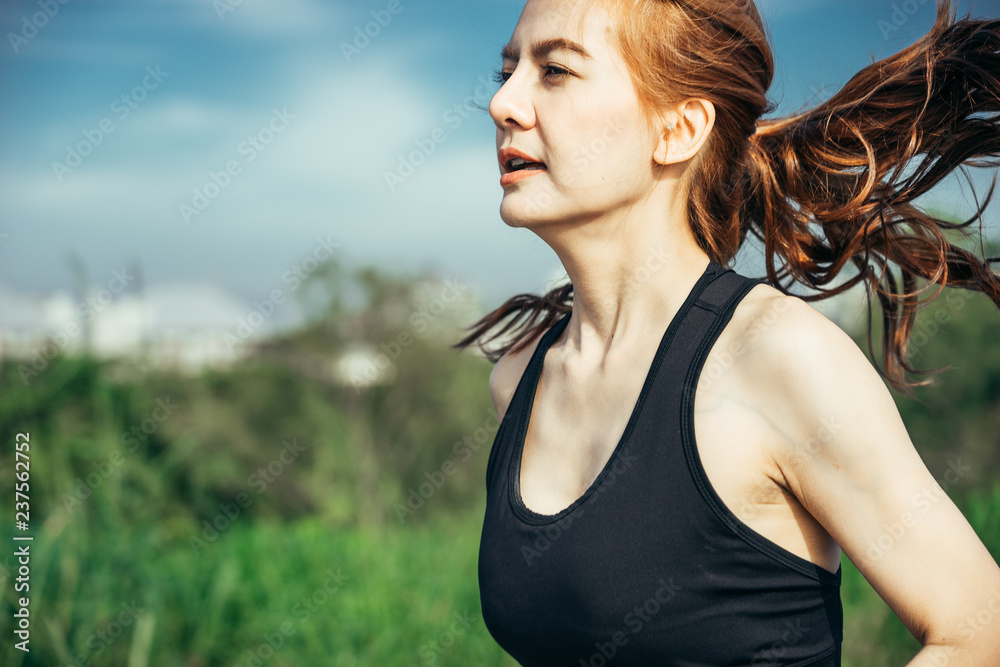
left=500, top=37, right=593, bottom=62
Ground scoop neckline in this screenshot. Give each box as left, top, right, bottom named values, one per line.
left=508, top=260, right=722, bottom=525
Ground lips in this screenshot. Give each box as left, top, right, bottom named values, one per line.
left=498, top=147, right=547, bottom=175
left=497, top=147, right=547, bottom=187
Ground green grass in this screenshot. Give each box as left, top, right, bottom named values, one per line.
left=3, top=483, right=998, bottom=666
left=0, top=492, right=517, bottom=667
left=2, top=292, right=998, bottom=667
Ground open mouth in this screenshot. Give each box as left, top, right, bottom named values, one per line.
left=507, top=157, right=547, bottom=173
left=498, top=148, right=548, bottom=186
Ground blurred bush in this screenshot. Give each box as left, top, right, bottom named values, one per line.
left=0, top=250, right=997, bottom=665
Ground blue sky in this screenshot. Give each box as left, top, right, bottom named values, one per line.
left=1, top=0, right=997, bottom=310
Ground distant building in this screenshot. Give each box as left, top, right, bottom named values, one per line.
left=0, top=282, right=303, bottom=373
left=0, top=274, right=488, bottom=380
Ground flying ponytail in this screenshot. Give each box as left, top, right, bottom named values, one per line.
left=453, top=0, right=1000, bottom=391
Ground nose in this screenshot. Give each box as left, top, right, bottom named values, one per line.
left=489, top=69, right=536, bottom=134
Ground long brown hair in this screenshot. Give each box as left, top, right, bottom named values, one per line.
left=452, top=0, right=1000, bottom=390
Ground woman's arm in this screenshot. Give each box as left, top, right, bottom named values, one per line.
left=736, top=293, right=1000, bottom=665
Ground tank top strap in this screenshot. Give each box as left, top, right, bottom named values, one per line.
left=692, top=268, right=769, bottom=384
left=510, top=311, right=572, bottom=418
left=678, top=264, right=767, bottom=413
left=484, top=311, right=572, bottom=490
left=675, top=268, right=842, bottom=585
left=694, top=266, right=767, bottom=314
left=478, top=263, right=845, bottom=665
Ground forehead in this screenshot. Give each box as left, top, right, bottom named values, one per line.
left=503, top=0, right=611, bottom=57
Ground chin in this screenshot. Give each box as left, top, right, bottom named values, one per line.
left=498, top=199, right=534, bottom=228
left=499, top=194, right=560, bottom=229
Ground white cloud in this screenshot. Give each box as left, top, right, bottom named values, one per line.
left=0, top=22, right=554, bottom=302
left=125, top=98, right=238, bottom=135
left=1, top=0, right=346, bottom=65
left=0, top=47, right=499, bottom=234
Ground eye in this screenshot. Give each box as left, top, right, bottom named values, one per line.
left=542, top=65, right=570, bottom=80
left=491, top=65, right=571, bottom=85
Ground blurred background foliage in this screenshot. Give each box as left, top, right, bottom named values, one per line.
left=1, top=244, right=998, bottom=666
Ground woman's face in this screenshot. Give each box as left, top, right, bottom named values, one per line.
left=489, top=0, right=662, bottom=229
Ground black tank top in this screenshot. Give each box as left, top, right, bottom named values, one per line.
left=478, top=260, right=843, bottom=666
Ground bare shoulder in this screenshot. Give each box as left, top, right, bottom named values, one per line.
left=721, top=282, right=875, bottom=392
left=720, top=285, right=881, bottom=384
left=717, top=281, right=907, bottom=484
left=707, top=283, right=1000, bottom=653
left=488, top=322, right=556, bottom=423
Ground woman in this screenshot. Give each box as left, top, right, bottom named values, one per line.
left=452, top=0, right=1000, bottom=664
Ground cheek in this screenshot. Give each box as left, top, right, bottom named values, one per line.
left=566, top=121, right=643, bottom=183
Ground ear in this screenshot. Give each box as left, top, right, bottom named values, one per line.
left=652, top=98, right=716, bottom=166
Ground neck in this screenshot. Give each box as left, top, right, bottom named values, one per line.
left=537, top=198, right=711, bottom=359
